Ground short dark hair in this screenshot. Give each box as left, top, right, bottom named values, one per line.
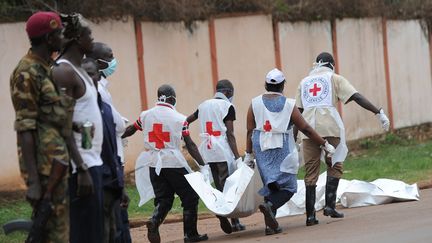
left=265, top=81, right=285, bottom=93
left=216, top=79, right=233, bottom=92
left=316, top=52, right=335, bottom=69
left=157, top=84, right=176, bottom=98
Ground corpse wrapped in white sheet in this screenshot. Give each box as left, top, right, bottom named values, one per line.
left=185, top=161, right=263, bottom=218
left=276, top=172, right=420, bottom=218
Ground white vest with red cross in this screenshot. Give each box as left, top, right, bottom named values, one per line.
left=138, top=102, right=191, bottom=173
left=300, top=71, right=333, bottom=109
left=197, top=98, right=234, bottom=165
left=251, top=94, right=295, bottom=151
left=300, top=70, right=348, bottom=165
left=134, top=102, right=193, bottom=206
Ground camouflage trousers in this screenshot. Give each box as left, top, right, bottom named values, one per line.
left=31, top=174, right=69, bottom=243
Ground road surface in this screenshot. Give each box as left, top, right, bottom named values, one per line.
left=131, top=188, right=432, bottom=243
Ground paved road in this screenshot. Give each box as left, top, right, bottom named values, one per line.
left=131, top=188, right=432, bottom=243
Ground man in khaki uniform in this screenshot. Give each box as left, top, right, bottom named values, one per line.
left=295, top=52, right=390, bottom=226
left=10, top=11, right=93, bottom=242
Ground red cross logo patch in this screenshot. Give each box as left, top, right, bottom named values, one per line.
left=309, top=83, right=322, bottom=97
left=148, top=123, right=170, bottom=149
left=263, top=120, right=272, bottom=132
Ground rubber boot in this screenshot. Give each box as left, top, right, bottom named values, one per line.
left=216, top=216, right=232, bottom=234
left=305, top=185, right=319, bottom=226
left=183, top=208, right=208, bottom=242
left=230, top=218, right=246, bottom=232
left=147, top=204, right=169, bottom=243
left=323, top=176, right=344, bottom=218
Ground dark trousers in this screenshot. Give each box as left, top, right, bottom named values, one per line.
left=115, top=201, right=132, bottom=243
left=103, top=189, right=118, bottom=243
left=70, top=165, right=104, bottom=243
left=150, top=167, right=199, bottom=213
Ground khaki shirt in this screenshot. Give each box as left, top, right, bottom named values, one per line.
left=295, top=67, right=357, bottom=138
left=10, top=50, right=74, bottom=177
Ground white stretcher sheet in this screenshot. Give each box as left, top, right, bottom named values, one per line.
left=185, top=162, right=263, bottom=218
left=185, top=168, right=419, bottom=219
left=276, top=172, right=420, bottom=218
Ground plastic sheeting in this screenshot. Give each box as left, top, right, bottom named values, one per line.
left=186, top=168, right=419, bottom=219
left=276, top=172, right=420, bottom=218
left=185, top=162, right=263, bottom=218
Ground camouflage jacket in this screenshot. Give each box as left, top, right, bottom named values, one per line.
left=10, top=50, right=75, bottom=177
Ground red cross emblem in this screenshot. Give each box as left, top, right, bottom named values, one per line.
left=205, top=121, right=221, bottom=149
left=309, top=83, right=322, bottom=97
left=148, top=123, right=170, bottom=149
left=263, top=120, right=272, bottom=132
left=206, top=121, right=221, bottom=136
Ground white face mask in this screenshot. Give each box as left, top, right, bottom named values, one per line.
left=158, top=95, right=176, bottom=107
left=99, top=58, right=117, bottom=77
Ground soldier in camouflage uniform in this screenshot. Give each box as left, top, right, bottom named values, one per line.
left=10, top=12, right=93, bottom=242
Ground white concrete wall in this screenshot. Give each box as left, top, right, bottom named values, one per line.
left=387, top=20, right=432, bottom=128
left=214, top=15, right=276, bottom=149
left=0, top=22, right=29, bottom=190
left=140, top=21, right=214, bottom=144
left=336, top=18, right=389, bottom=140
left=1, top=15, right=432, bottom=189
left=278, top=21, right=333, bottom=98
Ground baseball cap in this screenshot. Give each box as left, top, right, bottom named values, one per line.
left=265, top=68, right=285, bottom=84
left=26, top=11, right=63, bottom=38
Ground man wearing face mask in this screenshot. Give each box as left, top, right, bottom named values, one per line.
left=295, top=52, right=390, bottom=227
left=87, top=42, right=132, bottom=243
left=186, top=79, right=245, bottom=234
left=122, top=84, right=208, bottom=243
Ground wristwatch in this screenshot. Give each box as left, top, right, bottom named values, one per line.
left=76, top=163, right=88, bottom=173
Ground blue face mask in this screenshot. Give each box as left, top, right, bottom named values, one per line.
left=99, top=58, right=117, bottom=77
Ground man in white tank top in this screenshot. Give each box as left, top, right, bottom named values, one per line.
left=295, top=52, right=390, bottom=226
left=122, top=85, right=208, bottom=243
left=52, top=14, right=105, bottom=243
left=187, top=79, right=245, bottom=234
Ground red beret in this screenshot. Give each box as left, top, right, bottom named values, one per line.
left=26, top=11, right=63, bottom=38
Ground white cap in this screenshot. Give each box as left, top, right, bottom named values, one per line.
left=265, top=68, right=285, bottom=84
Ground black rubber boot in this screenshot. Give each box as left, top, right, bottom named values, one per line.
left=230, top=218, right=246, bottom=232
left=323, top=176, right=344, bottom=218
left=216, top=216, right=232, bottom=234
left=305, top=185, right=319, bottom=226
left=147, top=204, right=169, bottom=243
left=183, top=208, right=208, bottom=242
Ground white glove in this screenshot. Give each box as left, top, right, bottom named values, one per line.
left=243, top=152, right=255, bottom=168
left=234, top=157, right=243, bottom=169
left=376, top=108, right=390, bottom=131
left=321, top=140, right=336, bottom=157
